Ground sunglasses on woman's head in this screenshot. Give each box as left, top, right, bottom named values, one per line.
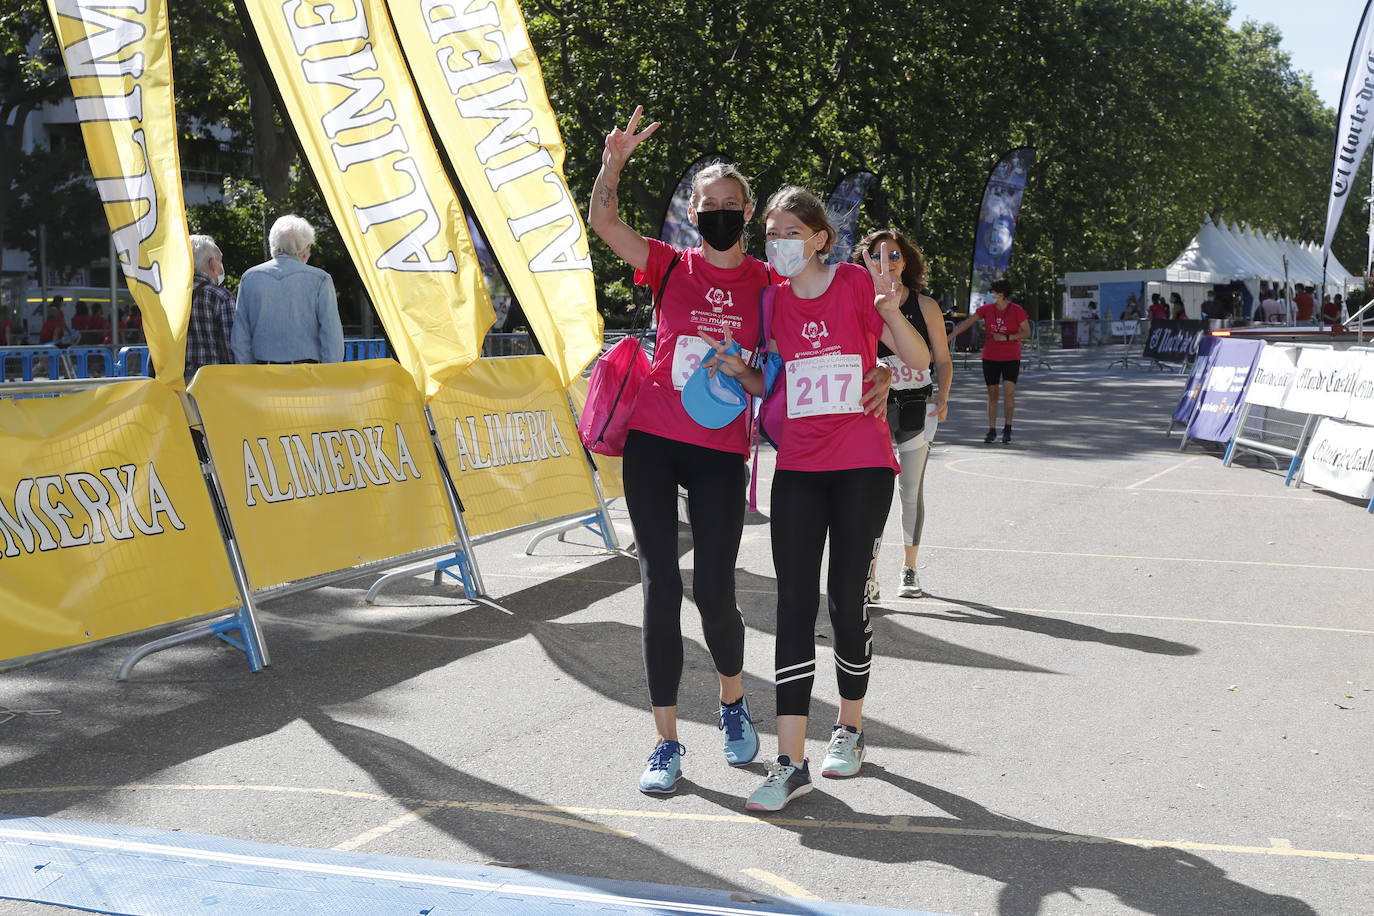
left=870, top=250, right=902, bottom=262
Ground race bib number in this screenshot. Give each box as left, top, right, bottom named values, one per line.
left=672, top=335, right=751, bottom=390
left=786, top=353, right=864, bottom=419
left=883, top=355, right=931, bottom=391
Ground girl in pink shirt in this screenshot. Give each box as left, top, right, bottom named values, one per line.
left=703, top=186, right=929, bottom=810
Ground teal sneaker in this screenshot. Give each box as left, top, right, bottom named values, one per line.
left=639, top=740, right=685, bottom=794
left=744, top=755, right=812, bottom=811
left=718, top=699, right=760, bottom=766
left=820, top=724, right=865, bottom=778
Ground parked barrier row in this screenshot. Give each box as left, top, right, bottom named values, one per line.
left=1169, top=336, right=1374, bottom=511
left=0, top=356, right=626, bottom=678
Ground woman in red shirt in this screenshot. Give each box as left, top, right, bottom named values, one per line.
left=951, top=279, right=1029, bottom=443
left=38, top=305, right=68, bottom=344
left=704, top=187, right=929, bottom=810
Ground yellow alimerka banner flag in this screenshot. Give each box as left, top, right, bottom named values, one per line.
left=45, top=0, right=194, bottom=387
left=189, top=360, right=457, bottom=589
left=237, top=0, right=495, bottom=399
left=0, top=381, right=239, bottom=663
left=386, top=0, right=603, bottom=386
left=429, top=356, right=599, bottom=537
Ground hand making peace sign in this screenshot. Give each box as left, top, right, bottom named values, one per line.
left=862, top=240, right=903, bottom=313
left=603, top=105, right=661, bottom=173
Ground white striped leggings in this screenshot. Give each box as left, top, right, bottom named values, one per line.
left=771, top=467, right=893, bottom=717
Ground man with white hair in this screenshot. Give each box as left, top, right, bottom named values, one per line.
left=186, top=234, right=234, bottom=383
left=230, top=214, right=344, bottom=365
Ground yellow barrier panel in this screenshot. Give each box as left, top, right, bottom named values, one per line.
left=429, top=357, right=598, bottom=537
left=387, top=0, right=604, bottom=386
left=237, top=0, right=494, bottom=399
left=44, top=0, right=194, bottom=386
left=189, top=361, right=456, bottom=588
left=0, top=381, right=238, bottom=661
left=567, top=375, right=624, bottom=500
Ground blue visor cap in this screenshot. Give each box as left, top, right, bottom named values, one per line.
left=682, top=342, right=748, bottom=429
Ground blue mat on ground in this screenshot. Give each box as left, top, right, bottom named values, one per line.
left=0, top=815, right=947, bottom=915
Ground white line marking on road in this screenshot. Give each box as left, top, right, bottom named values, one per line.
left=3, top=785, right=1371, bottom=864
left=1270, top=838, right=1294, bottom=849
left=741, top=868, right=820, bottom=900
left=914, top=544, right=1374, bottom=574
left=259, top=615, right=504, bottom=643
left=1125, top=455, right=1203, bottom=489
left=908, top=601, right=1374, bottom=636
left=944, top=456, right=1321, bottom=500
left=333, top=806, right=439, bottom=851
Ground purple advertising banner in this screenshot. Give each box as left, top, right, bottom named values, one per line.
left=659, top=154, right=722, bottom=251
left=823, top=171, right=878, bottom=265
left=968, top=147, right=1035, bottom=312
left=1186, top=338, right=1264, bottom=442
left=1171, top=333, right=1218, bottom=425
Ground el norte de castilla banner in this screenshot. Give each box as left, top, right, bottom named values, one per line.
left=44, top=0, right=195, bottom=387
left=237, top=0, right=496, bottom=399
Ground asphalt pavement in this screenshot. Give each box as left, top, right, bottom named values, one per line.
left=1, top=348, right=1370, bottom=916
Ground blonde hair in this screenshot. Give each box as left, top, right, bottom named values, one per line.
left=691, top=161, right=754, bottom=209
left=763, top=186, right=836, bottom=255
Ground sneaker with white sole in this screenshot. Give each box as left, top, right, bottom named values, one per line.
left=718, top=698, right=760, bottom=766
left=821, top=724, right=865, bottom=778
left=745, top=755, right=813, bottom=811
left=898, top=567, right=924, bottom=599
left=639, top=740, right=685, bottom=794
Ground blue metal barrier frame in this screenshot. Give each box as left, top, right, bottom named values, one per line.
left=2, top=346, right=66, bottom=381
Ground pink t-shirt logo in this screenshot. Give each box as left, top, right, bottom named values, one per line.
left=801, top=319, right=830, bottom=348
left=704, top=287, right=733, bottom=313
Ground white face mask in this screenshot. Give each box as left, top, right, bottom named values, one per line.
left=765, top=232, right=819, bottom=277
left=212, top=270, right=224, bottom=286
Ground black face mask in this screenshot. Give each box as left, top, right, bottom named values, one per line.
left=695, top=209, right=746, bottom=251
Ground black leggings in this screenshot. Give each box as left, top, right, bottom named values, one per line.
left=771, top=467, right=893, bottom=717
left=623, top=430, right=747, bottom=707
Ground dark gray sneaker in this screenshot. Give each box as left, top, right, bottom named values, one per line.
left=744, top=755, right=813, bottom=811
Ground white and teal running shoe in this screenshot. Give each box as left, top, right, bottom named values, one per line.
left=639, top=740, right=685, bottom=794
left=744, top=755, right=812, bottom=811
left=821, top=724, right=866, bottom=778
left=718, top=699, right=760, bottom=766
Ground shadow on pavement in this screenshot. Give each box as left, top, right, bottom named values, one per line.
left=734, top=571, right=1062, bottom=673
left=528, top=619, right=964, bottom=753
left=687, top=764, right=1315, bottom=916
left=888, top=595, right=1199, bottom=657
left=302, top=714, right=828, bottom=906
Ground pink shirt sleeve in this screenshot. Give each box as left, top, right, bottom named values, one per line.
left=632, top=238, right=677, bottom=289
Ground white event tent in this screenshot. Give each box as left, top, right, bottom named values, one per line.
left=1062, top=217, right=1359, bottom=318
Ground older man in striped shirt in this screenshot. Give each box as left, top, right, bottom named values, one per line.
left=186, top=235, right=234, bottom=384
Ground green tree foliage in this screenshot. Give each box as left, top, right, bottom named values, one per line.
left=5, top=0, right=1368, bottom=324
left=0, top=0, right=69, bottom=266
left=525, top=0, right=1366, bottom=318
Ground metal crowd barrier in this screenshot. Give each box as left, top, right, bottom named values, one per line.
left=115, top=346, right=150, bottom=376
left=343, top=338, right=390, bottom=361
left=481, top=332, right=534, bottom=357
left=2, top=345, right=118, bottom=381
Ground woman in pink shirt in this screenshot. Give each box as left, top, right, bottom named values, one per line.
left=950, top=279, right=1029, bottom=443
left=703, top=187, right=929, bottom=810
